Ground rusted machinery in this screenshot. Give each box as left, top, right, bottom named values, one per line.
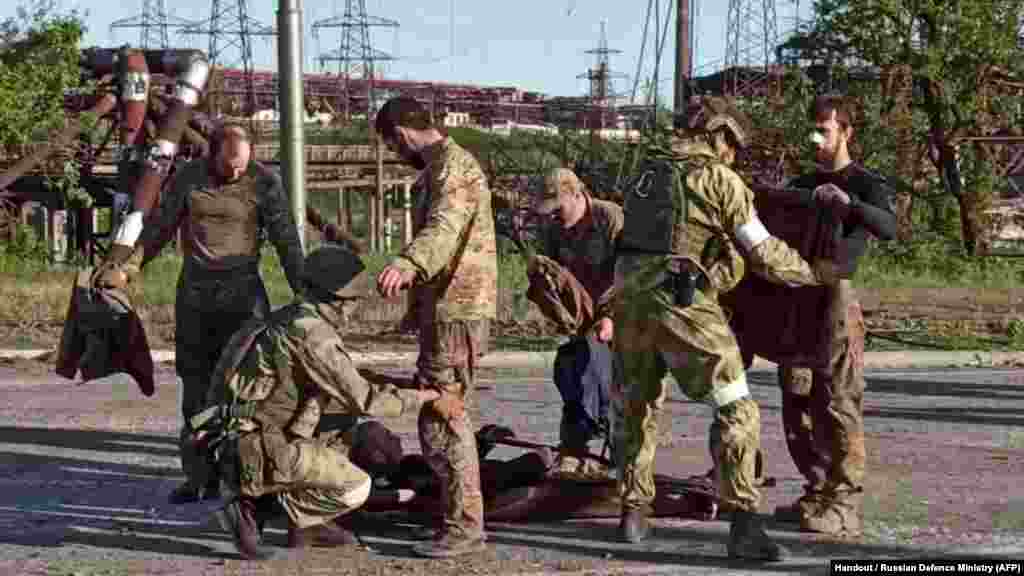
left=0, top=47, right=211, bottom=257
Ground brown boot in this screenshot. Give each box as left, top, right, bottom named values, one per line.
left=801, top=491, right=863, bottom=537
left=728, top=509, right=788, bottom=562
left=216, top=497, right=275, bottom=560
left=617, top=506, right=651, bottom=543
left=774, top=490, right=824, bottom=524
left=287, top=520, right=361, bottom=548
left=411, top=530, right=487, bottom=558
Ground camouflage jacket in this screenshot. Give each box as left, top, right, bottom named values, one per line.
left=394, top=137, right=498, bottom=323
left=139, top=158, right=305, bottom=294
left=539, top=197, right=622, bottom=321
left=606, top=140, right=820, bottom=317
left=207, top=299, right=424, bottom=440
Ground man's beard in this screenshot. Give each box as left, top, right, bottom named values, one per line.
left=397, top=140, right=426, bottom=170
left=409, top=154, right=427, bottom=170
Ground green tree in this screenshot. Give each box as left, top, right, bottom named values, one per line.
left=790, top=0, right=1024, bottom=255
left=0, top=0, right=87, bottom=150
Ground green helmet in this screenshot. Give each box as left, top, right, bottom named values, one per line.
left=303, top=244, right=371, bottom=300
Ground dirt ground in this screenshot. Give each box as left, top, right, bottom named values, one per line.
left=2, top=286, right=1023, bottom=352
left=0, top=361, right=1022, bottom=576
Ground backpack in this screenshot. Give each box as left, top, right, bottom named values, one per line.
left=619, top=144, right=694, bottom=255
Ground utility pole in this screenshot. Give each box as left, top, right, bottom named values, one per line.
left=278, top=0, right=306, bottom=253
left=674, top=0, right=693, bottom=118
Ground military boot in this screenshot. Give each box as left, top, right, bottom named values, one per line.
left=168, top=477, right=221, bottom=505
left=728, top=510, right=788, bottom=562
left=287, top=520, right=361, bottom=548
left=411, top=530, right=487, bottom=558
left=801, top=489, right=863, bottom=537
left=774, top=489, right=824, bottom=524
left=216, top=497, right=275, bottom=560
left=618, top=506, right=651, bottom=543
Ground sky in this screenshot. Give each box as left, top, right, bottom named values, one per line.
left=3, top=0, right=812, bottom=102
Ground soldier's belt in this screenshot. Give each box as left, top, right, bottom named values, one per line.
left=188, top=402, right=258, bottom=432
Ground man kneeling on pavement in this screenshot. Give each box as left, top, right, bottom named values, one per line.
left=527, top=167, right=621, bottom=479
left=183, top=245, right=464, bottom=560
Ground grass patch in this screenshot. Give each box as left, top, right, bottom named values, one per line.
left=0, top=240, right=534, bottom=327
left=1005, top=430, right=1024, bottom=450
left=863, top=479, right=929, bottom=542
left=854, top=239, right=1024, bottom=291
left=992, top=500, right=1024, bottom=531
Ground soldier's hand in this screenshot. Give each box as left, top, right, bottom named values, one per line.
left=93, top=264, right=131, bottom=291
left=526, top=253, right=555, bottom=277
left=813, top=183, right=851, bottom=206
left=595, top=317, right=614, bottom=343
left=430, top=391, right=465, bottom=421
left=377, top=264, right=417, bottom=299
left=813, top=259, right=841, bottom=286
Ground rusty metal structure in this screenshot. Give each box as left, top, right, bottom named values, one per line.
left=0, top=47, right=212, bottom=258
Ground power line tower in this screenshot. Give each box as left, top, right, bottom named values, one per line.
left=109, top=0, right=193, bottom=49
left=724, top=0, right=788, bottom=98
left=312, top=1, right=398, bottom=123
left=182, top=0, right=276, bottom=118
left=577, top=19, right=627, bottom=131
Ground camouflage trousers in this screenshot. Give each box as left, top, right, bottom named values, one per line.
left=176, top=264, right=270, bottom=482
left=223, top=427, right=372, bottom=529
left=614, top=286, right=763, bottom=512
left=777, top=280, right=866, bottom=504
left=414, top=319, right=491, bottom=538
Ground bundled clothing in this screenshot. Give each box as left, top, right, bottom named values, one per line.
left=56, top=268, right=155, bottom=396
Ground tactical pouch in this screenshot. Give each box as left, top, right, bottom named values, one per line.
left=669, top=269, right=698, bottom=308
left=663, top=260, right=707, bottom=309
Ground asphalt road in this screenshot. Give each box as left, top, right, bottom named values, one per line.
left=0, top=362, right=1022, bottom=575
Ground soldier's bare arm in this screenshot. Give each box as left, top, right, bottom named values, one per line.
left=712, top=165, right=824, bottom=287
left=259, top=167, right=305, bottom=295
left=392, top=156, right=480, bottom=280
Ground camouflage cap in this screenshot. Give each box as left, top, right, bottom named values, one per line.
left=535, top=167, right=583, bottom=215
left=303, top=244, right=371, bottom=300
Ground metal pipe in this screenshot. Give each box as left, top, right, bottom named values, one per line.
left=147, top=96, right=210, bottom=156
left=117, top=48, right=150, bottom=199
left=278, top=0, right=307, bottom=254
left=108, top=50, right=210, bottom=248
left=127, top=50, right=209, bottom=216
left=375, top=135, right=384, bottom=252
left=674, top=0, right=692, bottom=116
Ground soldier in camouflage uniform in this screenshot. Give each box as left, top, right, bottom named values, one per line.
left=192, top=245, right=463, bottom=560
left=609, top=97, right=841, bottom=561
left=98, top=122, right=306, bottom=504
left=773, top=95, right=896, bottom=535
left=530, top=167, right=622, bottom=479
left=374, top=96, right=498, bottom=558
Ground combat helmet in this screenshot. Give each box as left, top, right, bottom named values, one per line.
left=674, top=95, right=754, bottom=149
left=302, top=244, right=371, bottom=301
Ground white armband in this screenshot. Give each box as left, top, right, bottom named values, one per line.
left=709, top=374, right=751, bottom=408
left=112, top=210, right=144, bottom=247
left=734, top=215, right=771, bottom=252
